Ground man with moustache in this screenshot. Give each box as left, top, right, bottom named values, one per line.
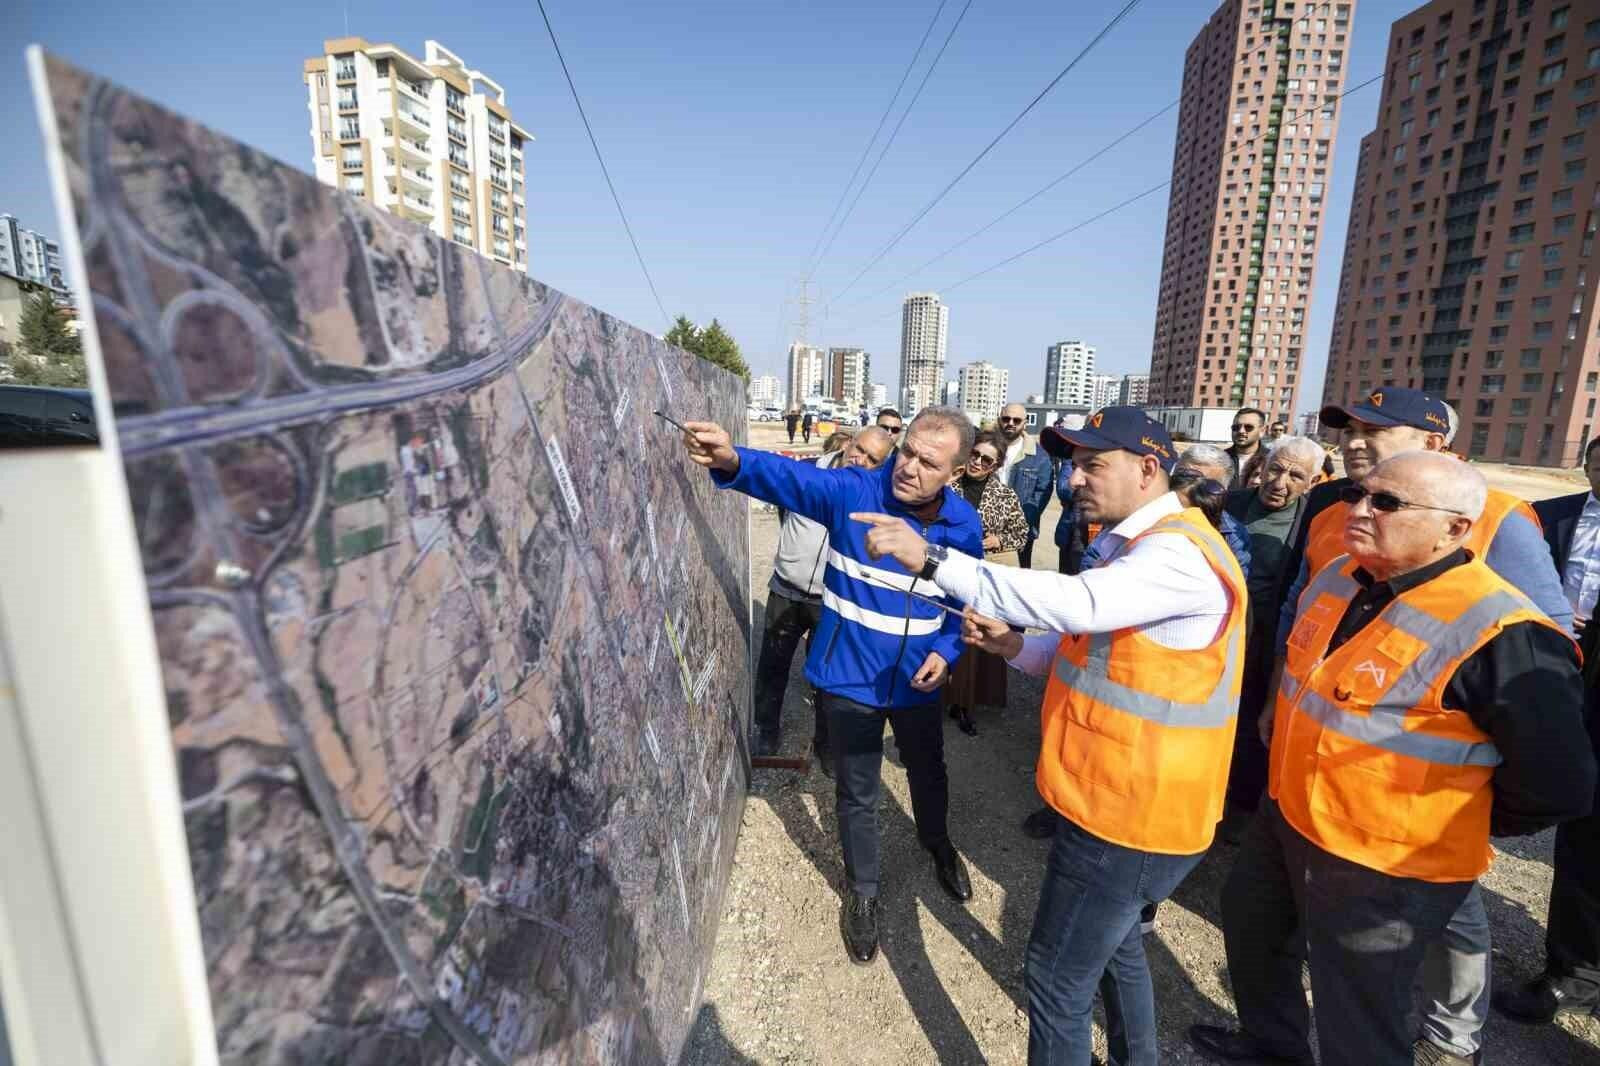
left=681, top=407, right=984, bottom=966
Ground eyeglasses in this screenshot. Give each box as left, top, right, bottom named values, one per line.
left=998, top=416, right=1024, bottom=425
left=968, top=453, right=998, bottom=468
left=1231, top=423, right=1259, bottom=432
left=878, top=422, right=903, bottom=433
left=1338, top=483, right=1467, bottom=516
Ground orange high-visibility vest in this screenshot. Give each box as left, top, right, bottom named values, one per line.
left=1037, top=506, right=1248, bottom=854
left=1304, top=485, right=1537, bottom=578
left=1270, top=555, right=1563, bottom=881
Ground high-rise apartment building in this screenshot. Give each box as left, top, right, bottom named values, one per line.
left=787, top=343, right=828, bottom=407
left=0, top=215, right=68, bottom=302
left=304, top=38, right=531, bottom=272
left=958, top=361, right=1010, bottom=425
left=868, top=383, right=889, bottom=412
left=1044, top=340, right=1096, bottom=406
left=1118, top=373, right=1152, bottom=406
left=1146, top=0, right=1357, bottom=423
left=899, top=293, right=949, bottom=415
left=829, top=347, right=871, bottom=408
left=1320, top=0, right=1600, bottom=466
left=1090, top=373, right=1124, bottom=410
left=748, top=374, right=781, bottom=408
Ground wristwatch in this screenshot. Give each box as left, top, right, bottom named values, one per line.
left=919, top=542, right=948, bottom=582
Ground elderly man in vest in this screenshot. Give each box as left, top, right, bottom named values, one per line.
left=682, top=408, right=985, bottom=966
left=855, top=407, right=1248, bottom=1066
left=1266, top=387, right=1570, bottom=1066
left=1191, top=452, right=1596, bottom=1066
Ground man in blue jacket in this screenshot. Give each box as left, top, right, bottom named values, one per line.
left=998, top=404, right=1056, bottom=568
left=683, top=407, right=986, bottom=965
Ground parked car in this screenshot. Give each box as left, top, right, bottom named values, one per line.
left=758, top=405, right=783, bottom=421
left=0, top=385, right=98, bottom=447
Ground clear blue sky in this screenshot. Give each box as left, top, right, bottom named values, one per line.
left=3, top=0, right=1417, bottom=413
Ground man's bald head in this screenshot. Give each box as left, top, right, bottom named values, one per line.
left=999, top=403, right=1028, bottom=442
left=844, top=426, right=895, bottom=470
left=1370, top=451, right=1486, bottom=520
left=1343, top=451, right=1485, bottom=580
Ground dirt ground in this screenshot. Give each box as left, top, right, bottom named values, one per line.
left=682, top=430, right=1600, bottom=1065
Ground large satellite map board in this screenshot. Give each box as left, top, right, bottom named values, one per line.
left=37, top=54, right=751, bottom=1065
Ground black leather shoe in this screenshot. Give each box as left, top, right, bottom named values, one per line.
left=1493, top=972, right=1600, bottom=1024
left=1022, top=806, right=1057, bottom=839
left=930, top=842, right=973, bottom=902
left=1187, top=1024, right=1314, bottom=1065
left=841, top=891, right=879, bottom=964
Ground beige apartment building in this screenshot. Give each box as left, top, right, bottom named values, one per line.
left=1321, top=0, right=1600, bottom=466
left=1147, top=0, right=1357, bottom=424
left=303, top=38, right=530, bottom=272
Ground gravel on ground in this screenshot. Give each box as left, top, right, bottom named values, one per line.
left=684, top=440, right=1600, bottom=1065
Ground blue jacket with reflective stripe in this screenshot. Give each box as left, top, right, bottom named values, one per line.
left=713, top=448, right=985, bottom=707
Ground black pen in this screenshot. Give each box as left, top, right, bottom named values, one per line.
left=653, top=410, right=691, bottom=434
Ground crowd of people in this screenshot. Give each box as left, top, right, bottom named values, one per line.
left=682, top=387, right=1600, bottom=1066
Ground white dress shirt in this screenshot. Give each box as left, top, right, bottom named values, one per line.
left=933, top=492, right=1233, bottom=676
left=1563, top=493, right=1600, bottom=622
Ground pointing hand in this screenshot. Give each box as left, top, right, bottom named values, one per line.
left=682, top=421, right=739, bottom=474
left=850, top=512, right=928, bottom=573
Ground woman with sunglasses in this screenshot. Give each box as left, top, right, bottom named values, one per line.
left=942, top=430, right=1029, bottom=735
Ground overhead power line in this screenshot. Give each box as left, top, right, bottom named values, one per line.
left=535, top=0, right=671, bottom=327
left=829, top=0, right=1345, bottom=314
left=811, top=0, right=977, bottom=280
left=833, top=69, right=1385, bottom=327
left=802, top=0, right=953, bottom=279
left=828, top=0, right=1146, bottom=304
left=840, top=97, right=1180, bottom=312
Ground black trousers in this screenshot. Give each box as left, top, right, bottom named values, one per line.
left=1019, top=532, right=1036, bottom=570
left=820, top=691, right=950, bottom=897
left=1222, top=799, right=1472, bottom=1066
left=1226, top=620, right=1276, bottom=812
left=1547, top=694, right=1600, bottom=989
left=752, top=592, right=824, bottom=750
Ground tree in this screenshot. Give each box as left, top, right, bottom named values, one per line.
left=664, top=313, right=749, bottom=383
left=9, top=292, right=86, bottom=388
left=694, top=319, right=748, bottom=382
left=664, top=314, right=699, bottom=354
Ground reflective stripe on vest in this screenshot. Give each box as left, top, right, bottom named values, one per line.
left=1273, top=554, right=1557, bottom=880
left=1037, top=506, right=1248, bottom=856
left=1056, top=621, right=1242, bottom=730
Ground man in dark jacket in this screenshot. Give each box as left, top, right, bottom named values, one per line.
left=1494, top=437, right=1600, bottom=1026
left=997, top=404, right=1055, bottom=568
left=682, top=406, right=986, bottom=966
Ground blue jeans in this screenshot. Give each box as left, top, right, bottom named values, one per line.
left=1026, top=813, right=1204, bottom=1066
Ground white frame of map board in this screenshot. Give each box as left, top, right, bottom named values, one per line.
left=0, top=48, right=219, bottom=1066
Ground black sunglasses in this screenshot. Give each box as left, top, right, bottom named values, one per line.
left=1339, top=484, right=1467, bottom=516
left=878, top=422, right=903, bottom=433
left=998, top=416, right=1025, bottom=424
left=968, top=452, right=999, bottom=467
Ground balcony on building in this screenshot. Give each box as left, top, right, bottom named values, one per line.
left=387, top=128, right=430, bottom=163
left=396, top=189, right=435, bottom=221
left=392, top=101, right=431, bottom=137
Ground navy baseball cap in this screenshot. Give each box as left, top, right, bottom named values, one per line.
left=1044, top=406, right=1177, bottom=472
left=1320, top=386, right=1451, bottom=434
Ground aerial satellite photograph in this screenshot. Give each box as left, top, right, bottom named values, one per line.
left=39, top=53, right=752, bottom=1065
